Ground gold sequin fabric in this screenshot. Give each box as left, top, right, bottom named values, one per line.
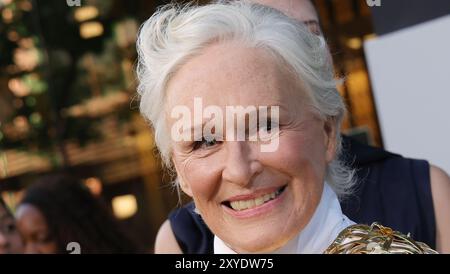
left=324, top=223, right=438, bottom=254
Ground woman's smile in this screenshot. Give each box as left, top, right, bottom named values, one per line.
left=221, top=184, right=288, bottom=219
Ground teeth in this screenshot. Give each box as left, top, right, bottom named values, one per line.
left=239, top=200, right=246, bottom=209
left=254, top=197, right=264, bottom=206
left=228, top=187, right=284, bottom=211
left=247, top=199, right=255, bottom=208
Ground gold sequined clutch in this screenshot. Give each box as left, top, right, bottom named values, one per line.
left=324, top=223, right=438, bottom=254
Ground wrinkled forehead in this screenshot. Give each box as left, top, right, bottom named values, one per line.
left=165, top=42, right=309, bottom=112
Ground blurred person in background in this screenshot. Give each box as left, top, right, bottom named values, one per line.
left=15, top=174, right=139, bottom=254
left=155, top=0, right=450, bottom=254
left=0, top=198, right=23, bottom=254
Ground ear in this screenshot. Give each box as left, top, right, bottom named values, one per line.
left=177, top=176, right=193, bottom=197
left=323, top=117, right=337, bottom=163
left=173, top=160, right=193, bottom=197
left=169, top=155, right=193, bottom=198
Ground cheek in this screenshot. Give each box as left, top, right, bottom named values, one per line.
left=174, top=153, right=224, bottom=200
left=262, top=131, right=328, bottom=181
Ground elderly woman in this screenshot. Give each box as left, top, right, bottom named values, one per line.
left=137, top=1, right=436, bottom=254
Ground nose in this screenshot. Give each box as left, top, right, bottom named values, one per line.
left=222, top=142, right=263, bottom=186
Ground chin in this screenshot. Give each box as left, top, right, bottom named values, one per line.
left=225, top=225, right=297, bottom=253
left=213, top=186, right=306, bottom=253
left=218, top=209, right=302, bottom=253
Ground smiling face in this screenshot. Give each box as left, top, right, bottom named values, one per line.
left=166, top=41, right=336, bottom=253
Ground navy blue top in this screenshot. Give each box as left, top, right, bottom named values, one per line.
left=168, top=136, right=436, bottom=253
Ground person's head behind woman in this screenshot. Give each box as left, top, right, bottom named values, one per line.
left=0, top=198, right=23, bottom=254
left=137, top=0, right=355, bottom=253
left=15, top=174, right=138, bottom=254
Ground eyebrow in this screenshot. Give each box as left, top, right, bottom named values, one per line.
left=182, top=117, right=216, bottom=140
left=181, top=106, right=284, bottom=138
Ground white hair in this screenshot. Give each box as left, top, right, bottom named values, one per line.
left=136, top=0, right=355, bottom=198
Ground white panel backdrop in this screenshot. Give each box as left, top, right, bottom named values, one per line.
left=365, top=15, right=450, bottom=174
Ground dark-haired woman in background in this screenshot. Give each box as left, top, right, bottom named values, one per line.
left=15, top=175, right=139, bottom=254
left=0, top=198, right=23, bottom=254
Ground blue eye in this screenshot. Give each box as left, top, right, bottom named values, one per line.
left=193, top=137, right=219, bottom=150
